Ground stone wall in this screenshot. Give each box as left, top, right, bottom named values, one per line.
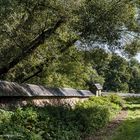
left=0, top=97, right=89, bottom=108
left=0, top=81, right=94, bottom=108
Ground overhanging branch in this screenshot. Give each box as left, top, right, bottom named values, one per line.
left=21, top=39, right=77, bottom=83
left=0, top=17, right=65, bottom=76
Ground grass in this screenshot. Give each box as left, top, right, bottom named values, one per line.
left=110, top=98, right=140, bottom=140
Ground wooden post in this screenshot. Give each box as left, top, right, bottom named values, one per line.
left=96, top=90, right=99, bottom=97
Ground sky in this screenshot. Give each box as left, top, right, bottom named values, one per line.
left=135, top=53, right=140, bottom=62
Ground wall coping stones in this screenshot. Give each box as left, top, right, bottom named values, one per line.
left=0, top=81, right=94, bottom=97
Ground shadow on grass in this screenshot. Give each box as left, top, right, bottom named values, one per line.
left=125, top=97, right=140, bottom=104
left=112, top=117, right=140, bottom=140
left=125, top=106, right=140, bottom=111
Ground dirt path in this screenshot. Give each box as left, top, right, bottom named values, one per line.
left=85, top=110, right=128, bottom=140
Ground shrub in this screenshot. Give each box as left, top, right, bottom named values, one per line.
left=107, top=94, right=125, bottom=107
left=89, top=95, right=122, bottom=115
left=75, top=104, right=109, bottom=135
left=0, top=109, right=13, bottom=123
left=0, top=95, right=124, bottom=140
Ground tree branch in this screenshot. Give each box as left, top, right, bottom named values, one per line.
left=21, top=39, right=77, bottom=83
left=0, top=18, right=65, bottom=76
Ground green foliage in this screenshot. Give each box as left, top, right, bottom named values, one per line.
left=88, top=95, right=122, bottom=117
left=81, top=48, right=140, bottom=93
left=0, top=95, right=124, bottom=140
left=104, top=54, right=131, bottom=92
left=107, top=94, right=125, bottom=108
left=28, top=47, right=104, bottom=89
left=78, top=0, right=137, bottom=45
left=0, top=0, right=139, bottom=89
left=0, top=109, right=13, bottom=123
left=75, top=103, right=110, bottom=134
left=75, top=95, right=123, bottom=134
left=125, top=40, right=140, bottom=58
left=128, top=59, right=140, bottom=93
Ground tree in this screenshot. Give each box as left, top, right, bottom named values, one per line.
left=128, top=58, right=140, bottom=93
left=104, top=54, right=131, bottom=92
left=0, top=0, right=139, bottom=86
left=25, top=46, right=104, bottom=89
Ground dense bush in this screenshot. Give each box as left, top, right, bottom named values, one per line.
left=75, top=104, right=110, bottom=135
left=107, top=94, right=125, bottom=107
left=0, top=95, right=124, bottom=140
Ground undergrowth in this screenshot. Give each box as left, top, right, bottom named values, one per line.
left=0, top=94, right=124, bottom=140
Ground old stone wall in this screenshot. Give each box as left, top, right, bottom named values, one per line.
left=0, top=97, right=89, bottom=108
